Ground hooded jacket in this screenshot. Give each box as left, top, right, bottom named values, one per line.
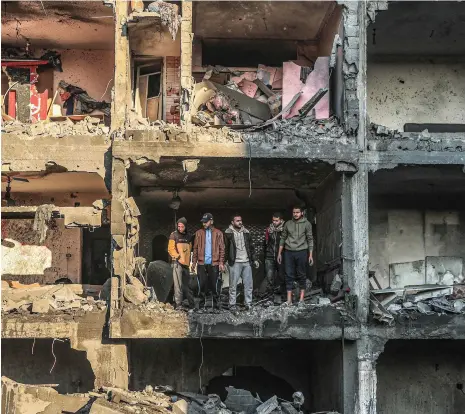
left=168, top=230, right=192, bottom=266
left=224, top=225, right=256, bottom=266
left=280, top=217, right=313, bottom=252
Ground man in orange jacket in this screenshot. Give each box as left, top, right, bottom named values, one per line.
left=168, top=217, right=194, bottom=310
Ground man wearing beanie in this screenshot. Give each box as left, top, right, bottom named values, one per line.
left=168, top=217, right=194, bottom=310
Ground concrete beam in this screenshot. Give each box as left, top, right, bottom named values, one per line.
left=112, top=140, right=360, bottom=164
left=1, top=134, right=110, bottom=178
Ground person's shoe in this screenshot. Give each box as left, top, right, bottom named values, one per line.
left=244, top=304, right=252, bottom=311
left=174, top=303, right=183, bottom=311
left=229, top=305, right=238, bottom=315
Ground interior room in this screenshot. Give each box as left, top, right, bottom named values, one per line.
left=367, top=1, right=465, bottom=133
left=1, top=171, right=111, bottom=286
left=127, top=157, right=345, bottom=298
left=1, top=1, right=115, bottom=125
left=369, top=165, right=465, bottom=290
left=189, top=1, right=343, bottom=126
left=377, top=340, right=465, bottom=414
left=129, top=338, right=345, bottom=413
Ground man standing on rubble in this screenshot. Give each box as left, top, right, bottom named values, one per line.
left=277, top=205, right=313, bottom=305
left=191, top=213, right=225, bottom=310
left=224, top=214, right=259, bottom=312
left=168, top=217, right=194, bottom=311
left=263, top=212, right=285, bottom=297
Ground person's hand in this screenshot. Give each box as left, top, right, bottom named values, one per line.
left=191, top=264, right=196, bottom=273
left=254, top=260, right=260, bottom=269
left=308, top=255, right=314, bottom=266
left=219, top=263, right=225, bottom=272
left=277, top=254, right=282, bottom=265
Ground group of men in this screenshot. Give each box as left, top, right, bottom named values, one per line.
left=167, top=206, right=314, bottom=312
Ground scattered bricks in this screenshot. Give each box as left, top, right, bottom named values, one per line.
left=31, top=299, right=51, bottom=313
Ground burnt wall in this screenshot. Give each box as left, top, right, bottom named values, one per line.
left=377, top=340, right=465, bottom=414
left=129, top=338, right=342, bottom=412
left=1, top=339, right=95, bottom=394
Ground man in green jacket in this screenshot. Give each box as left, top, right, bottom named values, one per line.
left=277, top=205, right=314, bottom=305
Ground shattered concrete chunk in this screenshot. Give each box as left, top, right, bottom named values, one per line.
left=224, top=387, right=259, bottom=414
left=124, top=284, right=148, bottom=306
left=172, top=399, right=188, bottom=414
left=31, top=298, right=51, bottom=314
left=256, top=396, right=279, bottom=414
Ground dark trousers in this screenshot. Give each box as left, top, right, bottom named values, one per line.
left=265, top=259, right=285, bottom=293
left=283, top=250, right=307, bottom=291
left=173, top=262, right=195, bottom=308
left=198, top=264, right=221, bottom=305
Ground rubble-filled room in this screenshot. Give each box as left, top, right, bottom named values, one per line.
left=1, top=171, right=111, bottom=316
left=122, top=157, right=353, bottom=320
left=129, top=338, right=345, bottom=413
left=368, top=165, right=465, bottom=324
left=377, top=340, right=465, bottom=414
left=1, top=1, right=114, bottom=135
left=189, top=1, right=343, bottom=129
left=367, top=1, right=465, bottom=135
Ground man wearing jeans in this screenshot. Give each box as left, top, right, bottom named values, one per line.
left=168, top=217, right=194, bottom=311
left=191, top=213, right=225, bottom=309
left=277, top=205, right=314, bottom=305
left=224, top=214, right=259, bottom=312
left=263, top=212, right=285, bottom=296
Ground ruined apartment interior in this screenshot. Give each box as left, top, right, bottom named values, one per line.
left=1, top=1, right=465, bottom=414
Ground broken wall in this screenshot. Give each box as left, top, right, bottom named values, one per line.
left=369, top=209, right=465, bottom=288
left=129, top=339, right=342, bottom=412
left=314, top=172, right=342, bottom=288
left=129, top=27, right=180, bottom=57
left=368, top=62, right=465, bottom=131
left=1, top=219, right=82, bottom=284
left=377, top=340, right=465, bottom=414
left=1, top=339, right=95, bottom=394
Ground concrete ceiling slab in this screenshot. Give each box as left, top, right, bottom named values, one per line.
left=1, top=1, right=115, bottom=50
left=128, top=157, right=334, bottom=190
left=194, top=1, right=335, bottom=40
left=368, top=1, right=465, bottom=57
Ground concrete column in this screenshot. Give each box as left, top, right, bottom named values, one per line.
left=342, top=164, right=369, bottom=322
left=73, top=339, right=129, bottom=390
left=112, top=1, right=131, bottom=131
left=180, top=1, right=193, bottom=125
left=355, top=335, right=387, bottom=414
left=342, top=340, right=358, bottom=414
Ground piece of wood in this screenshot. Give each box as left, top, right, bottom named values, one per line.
left=47, top=89, right=59, bottom=118
left=253, top=79, right=274, bottom=98
left=8, top=90, right=16, bottom=118
left=147, top=97, right=159, bottom=121
left=298, top=87, right=328, bottom=117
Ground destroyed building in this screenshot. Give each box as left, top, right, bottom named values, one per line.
left=1, top=1, right=464, bottom=414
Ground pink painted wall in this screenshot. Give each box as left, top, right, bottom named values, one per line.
left=282, top=58, right=330, bottom=119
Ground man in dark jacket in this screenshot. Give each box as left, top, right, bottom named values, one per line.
left=224, top=214, right=259, bottom=311
left=263, top=212, right=285, bottom=296
left=277, top=205, right=314, bottom=305
left=191, top=213, right=225, bottom=309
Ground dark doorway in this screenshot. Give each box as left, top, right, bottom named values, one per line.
left=82, top=226, right=111, bottom=285
left=152, top=234, right=169, bottom=263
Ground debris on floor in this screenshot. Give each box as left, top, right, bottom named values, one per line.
left=2, top=116, right=110, bottom=137
left=58, top=81, right=111, bottom=117
left=370, top=283, right=465, bottom=324
left=1, top=283, right=107, bottom=315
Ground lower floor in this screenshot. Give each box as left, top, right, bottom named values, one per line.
left=2, top=331, right=464, bottom=414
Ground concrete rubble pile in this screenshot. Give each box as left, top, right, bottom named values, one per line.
left=370, top=282, right=465, bottom=325
left=2, top=116, right=110, bottom=137
left=146, top=0, right=182, bottom=41
left=2, top=377, right=340, bottom=414
left=1, top=282, right=106, bottom=315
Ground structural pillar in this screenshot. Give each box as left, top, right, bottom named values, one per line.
left=180, top=1, right=193, bottom=125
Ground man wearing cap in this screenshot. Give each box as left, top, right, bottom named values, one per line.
left=168, top=217, right=194, bottom=310
left=191, top=213, right=225, bottom=309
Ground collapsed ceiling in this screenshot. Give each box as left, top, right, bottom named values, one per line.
left=1, top=1, right=115, bottom=50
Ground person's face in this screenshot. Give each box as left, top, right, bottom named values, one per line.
left=203, top=219, right=213, bottom=229
left=293, top=209, right=303, bottom=220
left=177, top=222, right=186, bottom=233
left=232, top=216, right=243, bottom=228
left=272, top=216, right=282, bottom=227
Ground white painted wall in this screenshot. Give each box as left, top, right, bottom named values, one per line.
left=369, top=209, right=464, bottom=288
left=367, top=62, right=465, bottom=130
